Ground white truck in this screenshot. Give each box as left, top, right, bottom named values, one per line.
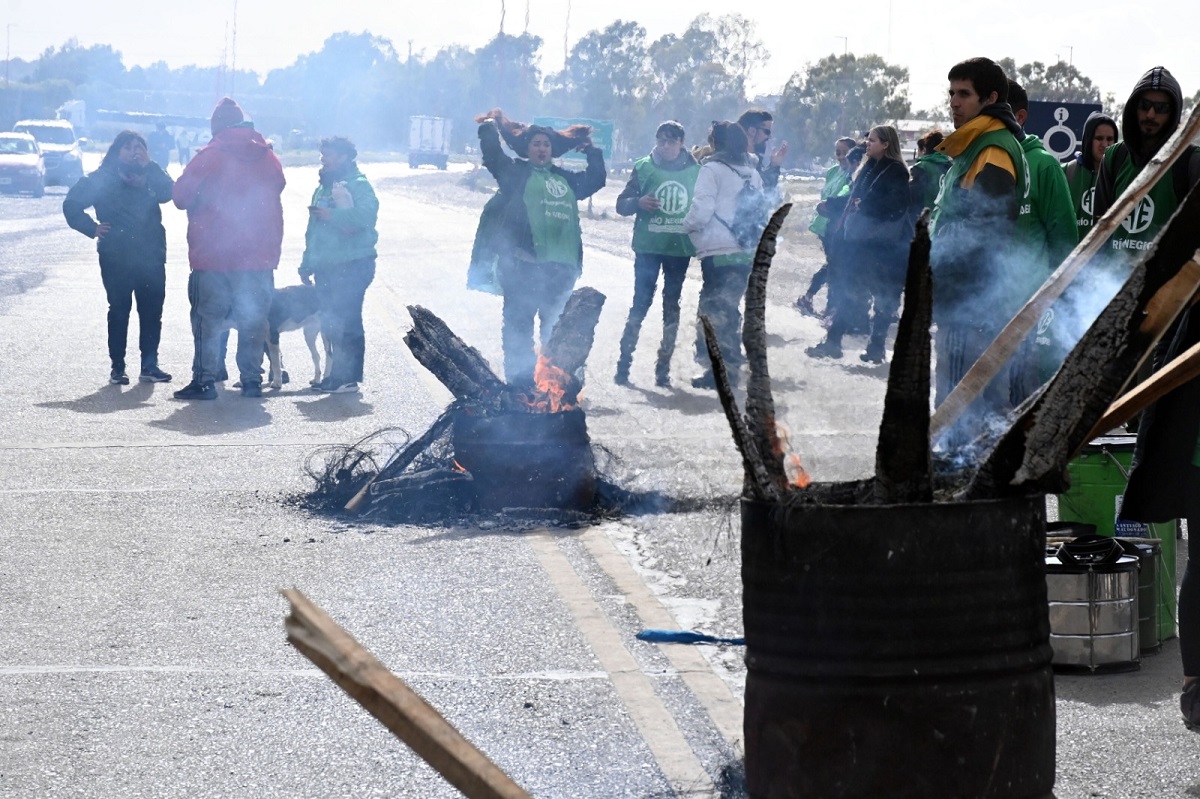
left=408, top=116, right=452, bottom=170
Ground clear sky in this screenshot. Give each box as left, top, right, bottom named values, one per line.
left=3, top=0, right=1195, bottom=112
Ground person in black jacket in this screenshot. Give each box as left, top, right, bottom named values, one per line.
left=1120, top=309, right=1200, bottom=731
left=63, top=130, right=175, bottom=385
left=476, top=112, right=606, bottom=387
left=807, top=126, right=911, bottom=363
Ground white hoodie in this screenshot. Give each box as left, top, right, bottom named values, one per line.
left=683, top=156, right=764, bottom=259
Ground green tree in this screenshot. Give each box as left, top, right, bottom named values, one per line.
left=998, top=58, right=1101, bottom=103
left=471, top=33, right=544, bottom=123
left=775, top=53, right=910, bottom=166
left=32, top=39, right=125, bottom=87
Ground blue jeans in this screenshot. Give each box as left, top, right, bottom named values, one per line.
left=619, top=252, right=690, bottom=375
left=497, top=258, right=577, bottom=387
left=693, top=257, right=751, bottom=375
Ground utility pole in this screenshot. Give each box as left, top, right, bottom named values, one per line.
left=1063, top=45, right=1074, bottom=66
left=835, top=36, right=848, bottom=56
left=230, top=0, right=238, bottom=96
left=5, top=24, right=15, bottom=87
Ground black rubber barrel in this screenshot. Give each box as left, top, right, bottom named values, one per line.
left=452, top=409, right=596, bottom=511
left=741, top=493, right=1055, bottom=799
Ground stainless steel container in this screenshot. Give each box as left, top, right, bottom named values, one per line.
left=1045, top=553, right=1140, bottom=672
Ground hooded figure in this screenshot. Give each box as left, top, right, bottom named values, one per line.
left=1092, top=66, right=1200, bottom=253
left=170, top=97, right=287, bottom=399
left=1064, top=111, right=1118, bottom=239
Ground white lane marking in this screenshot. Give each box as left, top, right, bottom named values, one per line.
left=528, top=529, right=715, bottom=796
left=578, top=526, right=744, bottom=750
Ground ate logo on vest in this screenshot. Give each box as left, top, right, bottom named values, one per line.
left=1081, top=187, right=1095, bottom=217
left=654, top=181, right=690, bottom=216
left=1122, top=196, right=1156, bottom=235
left=545, top=176, right=569, bottom=199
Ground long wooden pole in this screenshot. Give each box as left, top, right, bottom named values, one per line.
left=282, top=589, right=533, bottom=799
left=930, top=102, right=1200, bottom=437
left=1087, top=339, right=1200, bottom=438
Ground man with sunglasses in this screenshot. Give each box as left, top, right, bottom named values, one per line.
left=1092, top=66, right=1200, bottom=253
left=737, top=109, right=788, bottom=190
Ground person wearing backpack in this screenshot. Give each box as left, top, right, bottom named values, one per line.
left=1092, top=66, right=1200, bottom=256
left=613, top=121, right=700, bottom=388
left=682, top=121, right=764, bottom=389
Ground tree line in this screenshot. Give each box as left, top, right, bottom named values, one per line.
left=0, top=20, right=1140, bottom=167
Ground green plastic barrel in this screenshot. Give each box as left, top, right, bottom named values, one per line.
left=1058, top=435, right=1176, bottom=643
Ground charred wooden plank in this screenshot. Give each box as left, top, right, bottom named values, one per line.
left=345, top=409, right=457, bottom=512
left=407, top=306, right=509, bottom=399
left=404, top=328, right=492, bottom=404
left=742, top=204, right=793, bottom=495
left=1089, top=338, right=1200, bottom=435
left=931, top=102, right=1200, bottom=439
left=701, top=315, right=779, bottom=503
left=966, top=183, right=1200, bottom=498
left=282, top=589, right=533, bottom=799
left=544, top=287, right=607, bottom=377
left=874, top=211, right=934, bottom=504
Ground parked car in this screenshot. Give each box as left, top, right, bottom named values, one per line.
left=0, top=132, right=46, bottom=197
left=12, top=119, right=84, bottom=186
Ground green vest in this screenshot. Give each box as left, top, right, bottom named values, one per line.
left=1064, top=160, right=1097, bottom=241
left=931, top=127, right=1028, bottom=235
left=1101, top=144, right=1182, bottom=254
left=631, top=156, right=700, bottom=256
left=808, top=164, right=851, bottom=238
left=910, top=152, right=952, bottom=214
left=524, top=166, right=581, bottom=266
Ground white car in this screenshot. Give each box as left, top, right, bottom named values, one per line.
left=0, top=132, right=46, bottom=197
left=13, top=119, right=84, bottom=186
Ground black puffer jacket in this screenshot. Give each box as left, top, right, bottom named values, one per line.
left=63, top=162, right=174, bottom=268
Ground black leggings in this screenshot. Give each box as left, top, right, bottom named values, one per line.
left=99, top=258, right=165, bottom=372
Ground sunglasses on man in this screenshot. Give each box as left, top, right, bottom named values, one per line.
left=1138, top=98, right=1171, bottom=115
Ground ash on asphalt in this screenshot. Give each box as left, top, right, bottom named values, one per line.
left=286, top=428, right=738, bottom=528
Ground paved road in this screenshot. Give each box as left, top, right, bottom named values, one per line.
left=0, top=159, right=1196, bottom=798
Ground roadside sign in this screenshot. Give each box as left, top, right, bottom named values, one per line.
left=1025, top=101, right=1103, bottom=163
left=532, top=116, right=614, bottom=165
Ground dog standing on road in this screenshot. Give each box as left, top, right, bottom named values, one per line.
left=266, top=283, right=331, bottom=389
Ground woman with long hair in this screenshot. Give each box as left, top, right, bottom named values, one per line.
left=682, top=121, right=764, bottom=389
left=63, top=130, right=175, bottom=384
left=807, top=125, right=912, bottom=364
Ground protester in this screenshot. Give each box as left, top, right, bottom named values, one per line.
left=737, top=109, right=788, bottom=191
left=147, top=122, right=174, bottom=169
left=806, top=126, right=911, bottom=364
left=929, top=56, right=1027, bottom=444
left=171, top=97, right=286, bottom=400
left=176, top=129, right=193, bottom=166
left=475, top=110, right=606, bottom=388
left=1119, top=309, right=1200, bottom=732
left=613, top=121, right=699, bottom=387
left=796, top=135, right=857, bottom=318
left=1093, top=66, right=1200, bottom=255
left=1007, top=79, right=1078, bottom=405
left=682, top=121, right=763, bottom=389
left=62, top=130, right=175, bottom=385
left=297, top=136, right=379, bottom=394
left=1064, top=111, right=1118, bottom=240
left=908, top=129, right=951, bottom=225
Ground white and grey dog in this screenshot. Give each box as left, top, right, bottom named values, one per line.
left=266, top=283, right=332, bottom=389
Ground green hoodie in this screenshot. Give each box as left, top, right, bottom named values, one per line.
left=299, top=165, right=380, bottom=274
left=1016, top=133, right=1077, bottom=288
left=809, top=164, right=852, bottom=238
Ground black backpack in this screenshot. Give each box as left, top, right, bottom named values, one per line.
left=714, top=162, right=771, bottom=249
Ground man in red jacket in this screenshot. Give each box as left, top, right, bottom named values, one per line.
left=171, top=97, right=286, bottom=399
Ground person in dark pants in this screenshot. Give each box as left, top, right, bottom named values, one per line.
left=1120, top=309, right=1200, bottom=731
left=171, top=97, right=286, bottom=400
left=298, top=136, right=379, bottom=394
left=613, top=121, right=699, bottom=387
left=63, top=130, right=175, bottom=385
left=475, top=110, right=606, bottom=388
left=682, top=121, right=762, bottom=389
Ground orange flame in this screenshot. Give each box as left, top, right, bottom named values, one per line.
left=518, top=354, right=577, bottom=413
left=773, top=421, right=812, bottom=488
